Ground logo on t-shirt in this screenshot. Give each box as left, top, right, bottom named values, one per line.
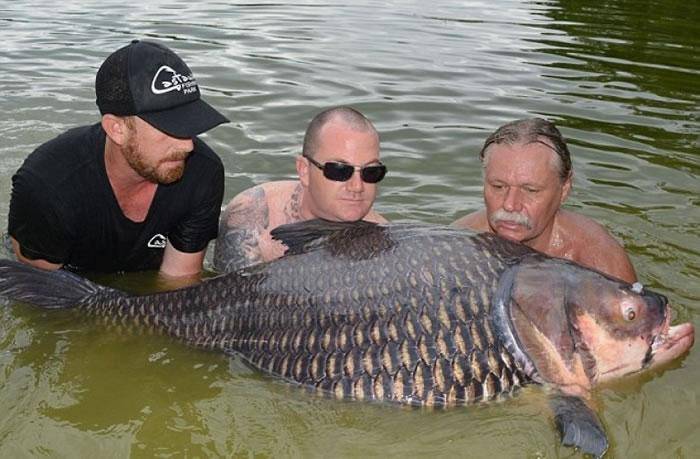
left=147, top=234, right=167, bottom=249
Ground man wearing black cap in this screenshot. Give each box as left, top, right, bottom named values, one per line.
left=7, top=40, right=229, bottom=277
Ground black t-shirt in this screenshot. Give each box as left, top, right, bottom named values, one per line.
left=8, top=123, right=224, bottom=273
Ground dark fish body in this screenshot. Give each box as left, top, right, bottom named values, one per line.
left=71, top=223, right=534, bottom=406
left=0, top=221, right=694, bottom=457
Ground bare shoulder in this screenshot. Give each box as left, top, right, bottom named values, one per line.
left=259, top=180, right=300, bottom=202
left=558, top=210, right=637, bottom=283
left=451, top=209, right=488, bottom=231
left=222, top=180, right=299, bottom=226
left=214, top=181, right=296, bottom=273
left=364, top=209, right=389, bottom=224
left=221, top=183, right=269, bottom=229
left=559, top=211, right=622, bottom=247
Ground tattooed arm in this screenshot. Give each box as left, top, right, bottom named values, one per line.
left=213, top=186, right=270, bottom=273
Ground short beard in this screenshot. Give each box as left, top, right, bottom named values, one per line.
left=123, top=134, right=186, bottom=185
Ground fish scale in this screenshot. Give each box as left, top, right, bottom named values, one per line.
left=107, top=311, right=503, bottom=402
left=2, top=218, right=690, bottom=458
left=26, top=225, right=538, bottom=406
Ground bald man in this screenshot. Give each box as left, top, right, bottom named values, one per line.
left=213, top=106, right=387, bottom=273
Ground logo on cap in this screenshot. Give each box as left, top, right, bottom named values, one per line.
left=151, top=65, right=199, bottom=95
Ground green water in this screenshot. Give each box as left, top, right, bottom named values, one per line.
left=0, top=0, right=698, bottom=457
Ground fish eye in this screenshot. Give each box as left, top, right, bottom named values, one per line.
left=622, top=305, right=638, bottom=321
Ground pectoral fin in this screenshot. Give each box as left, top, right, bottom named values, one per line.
left=549, top=395, right=609, bottom=458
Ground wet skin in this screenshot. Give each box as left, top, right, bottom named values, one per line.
left=482, top=141, right=570, bottom=252
left=296, top=119, right=382, bottom=222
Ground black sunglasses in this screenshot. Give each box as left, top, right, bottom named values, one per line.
left=303, top=154, right=387, bottom=183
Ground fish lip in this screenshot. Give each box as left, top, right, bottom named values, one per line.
left=649, top=322, right=695, bottom=367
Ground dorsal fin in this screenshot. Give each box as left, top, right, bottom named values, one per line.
left=270, top=219, right=379, bottom=255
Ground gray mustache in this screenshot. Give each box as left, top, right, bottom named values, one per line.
left=491, top=209, right=532, bottom=229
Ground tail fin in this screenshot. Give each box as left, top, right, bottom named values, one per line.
left=0, top=259, right=106, bottom=309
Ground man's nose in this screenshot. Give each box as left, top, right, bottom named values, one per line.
left=502, top=187, right=522, bottom=212
left=346, top=169, right=364, bottom=192
left=174, top=137, right=194, bottom=151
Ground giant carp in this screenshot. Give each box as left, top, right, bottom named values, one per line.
left=0, top=221, right=694, bottom=457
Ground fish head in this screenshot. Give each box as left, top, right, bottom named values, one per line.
left=563, top=274, right=694, bottom=383
left=507, top=257, right=694, bottom=393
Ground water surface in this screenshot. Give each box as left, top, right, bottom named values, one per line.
left=0, top=1, right=698, bottom=457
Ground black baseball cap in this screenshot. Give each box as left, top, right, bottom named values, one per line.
left=95, top=40, right=229, bottom=138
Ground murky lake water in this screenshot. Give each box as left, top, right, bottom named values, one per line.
left=0, top=0, right=698, bottom=457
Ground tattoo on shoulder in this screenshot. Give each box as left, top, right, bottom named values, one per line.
left=225, top=187, right=270, bottom=229
left=213, top=187, right=269, bottom=273
left=283, top=183, right=303, bottom=222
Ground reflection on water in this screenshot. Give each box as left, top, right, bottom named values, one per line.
left=542, top=0, right=698, bottom=162
left=0, top=0, right=698, bottom=457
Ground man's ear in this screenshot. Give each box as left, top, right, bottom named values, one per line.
left=101, top=114, right=129, bottom=146
left=560, top=173, right=573, bottom=204
left=296, top=155, right=310, bottom=187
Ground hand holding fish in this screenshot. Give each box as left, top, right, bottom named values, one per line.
left=0, top=221, right=693, bottom=457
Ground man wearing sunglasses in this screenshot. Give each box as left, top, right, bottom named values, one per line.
left=452, top=117, right=637, bottom=283
left=213, top=106, right=387, bottom=273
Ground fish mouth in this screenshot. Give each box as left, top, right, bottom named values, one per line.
left=647, top=321, right=695, bottom=368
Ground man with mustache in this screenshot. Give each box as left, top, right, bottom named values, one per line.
left=452, top=118, right=637, bottom=283
left=7, top=40, right=229, bottom=278
left=213, top=106, right=387, bottom=273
